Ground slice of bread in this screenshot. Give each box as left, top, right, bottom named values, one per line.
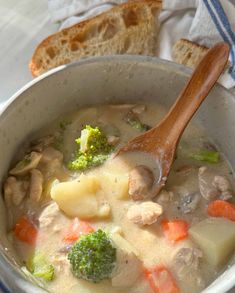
left=172, top=39, right=209, bottom=68
left=29, top=0, right=162, bottom=77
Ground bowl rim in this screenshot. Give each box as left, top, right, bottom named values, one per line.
left=2, top=55, right=234, bottom=119
left=0, top=55, right=234, bottom=292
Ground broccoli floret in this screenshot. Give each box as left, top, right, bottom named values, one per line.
left=68, top=125, right=113, bottom=171
left=27, top=252, right=55, bottom=281
left=68, top=229, right=116, bottom=283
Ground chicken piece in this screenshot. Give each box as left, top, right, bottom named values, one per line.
left=9, top=152, right=42, bottom=176
left=127, top=201, right=163, bottom=225
left=30, top=135, right=55, bottom=152
left=41, top=147, right=63, bottom=164
left=4, top=176, right=28, bottom=206
left=173, top=247, right=203, bottom=278
left=28, top=169, right=44, bottom=202
left=213, top=175, right=233, bottom=200
left=180, top=193, right=200, bottom=214
left=129, top=165, right=154, bottom=200
left=38, top=202, right=60, bottom=229
left=198, top=167, right=220, bottom=200
left=40, top=147, right=63, bottom=175
left=198, top=167, right=233, bottom=201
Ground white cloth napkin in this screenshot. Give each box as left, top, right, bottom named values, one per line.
left=48, top=0, right=235, bottom=89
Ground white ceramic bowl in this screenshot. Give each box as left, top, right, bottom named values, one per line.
left=0, top=56, right=235, bottom=293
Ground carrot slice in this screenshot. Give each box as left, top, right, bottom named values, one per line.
left=14, top=216, right=38, bottom=245
left=207, top=200, right=235, bottom=221
left=64, top=218, right=94, bottom=243
left=161, top=219, right=188, bottom=243
left=145, top=266, right=180, bottom=293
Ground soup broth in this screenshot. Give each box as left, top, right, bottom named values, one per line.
left=3, top=103, right=235, bottom=293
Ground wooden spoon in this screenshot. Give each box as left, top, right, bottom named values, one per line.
left=117, top=42, right=230, bottom=196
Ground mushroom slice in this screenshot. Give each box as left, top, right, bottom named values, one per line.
left=9, top=152, right=42, bottom=176
left=29, top=169, right=44, bottom=202
left=127, top=201, right=163, bottom=225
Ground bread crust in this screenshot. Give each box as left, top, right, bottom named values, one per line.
left=29, top=0, right=162, bottom=77
left=172, top=38, right=208, bottom=68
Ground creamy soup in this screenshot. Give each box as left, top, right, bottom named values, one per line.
left=3, top=103, right=235, bottom=293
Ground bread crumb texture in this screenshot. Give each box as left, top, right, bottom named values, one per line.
left=29, top=0, right=162, bottom=76
left=172, top=39, right=208, bottom=68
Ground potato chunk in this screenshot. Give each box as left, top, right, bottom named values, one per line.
left=112, top=250, right=142, bottom=288
left=111, top=232, right=139, bottom=256
left=51, top=175, right=100, bottom=219
left=111, top=233, right=142, bottom=287
left=189, top=218, right=235, bottom=267
left=100, top=172, right=129, bottom=199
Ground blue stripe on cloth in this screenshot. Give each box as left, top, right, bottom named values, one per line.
left=203, top=0, right=235, bottom=80
left=0, top=281, right=11, bottom=293
left=210, top=0, right=235, bottom=76
left=210, top=0, right=235, bottom=43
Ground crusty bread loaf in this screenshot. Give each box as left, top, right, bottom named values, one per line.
left=29, top=0, right=162, bottom=77
left=172, top=39, right=208, bottom=68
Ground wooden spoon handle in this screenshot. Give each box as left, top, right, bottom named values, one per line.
left=158, top=42, right=230, bottom=145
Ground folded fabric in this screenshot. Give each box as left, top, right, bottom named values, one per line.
left=48, top=0, right=126, bottom=22
left=48, top=0, right=235, bottom=89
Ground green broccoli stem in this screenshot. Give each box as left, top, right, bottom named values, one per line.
left=27, top=252, right=55, bottom=281
left=190, top=150, right=219, bottom=163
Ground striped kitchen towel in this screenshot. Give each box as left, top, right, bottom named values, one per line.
left=161, top=0, right=235, bottom=88
left=48, top=0, right=235, bottom=89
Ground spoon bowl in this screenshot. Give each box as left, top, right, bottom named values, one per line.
left=117, top=42, right=230, bottom=196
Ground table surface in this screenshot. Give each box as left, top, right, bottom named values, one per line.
left=0, top=0, right=58, bottom=105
